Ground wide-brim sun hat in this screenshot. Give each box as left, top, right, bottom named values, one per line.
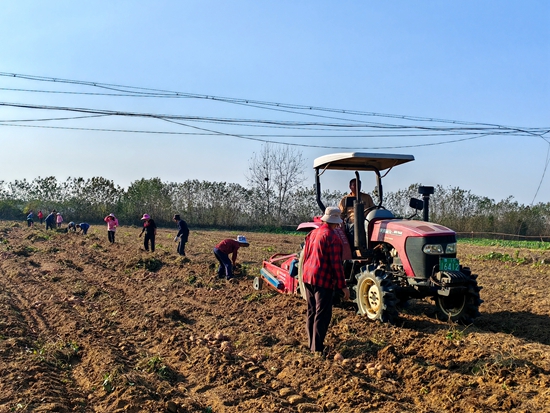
left=321, top=206, right=343, bottom=224
left=141, top=214, right=150, bottom=220
left=236, top=235, right=249, bottom=244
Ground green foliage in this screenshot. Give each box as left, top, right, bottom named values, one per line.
left=460, top=238, right=550, bottom=250
left=445, top=325, right=466, bottom=341
left=102, top=373, right=114, bottom=393
left=477, top=251, right=527, bottom=265
left=30, top=339, right=81, bottom=369
left=2, top=174, right=550, bottom=239
left=135, top=257, right=163, bottom=272
left=136, top=354, right=177, bottom=382
left=243, top=291, right=277, bottom=302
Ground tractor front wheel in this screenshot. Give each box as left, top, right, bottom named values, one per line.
left=435, top=268, right=483, bottom=324
left=354, top=267, right=398, bottom=323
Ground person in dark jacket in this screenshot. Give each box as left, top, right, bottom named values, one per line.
left=26, top=211, right=34, bottom=227
left=45, top=211, right=56, bottom=230
left=173, top=214, right=189, bottom=256
left=139, top=213, right=157, bottom=252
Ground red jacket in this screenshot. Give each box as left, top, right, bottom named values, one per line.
left=302, top=223, right=346, bottom=289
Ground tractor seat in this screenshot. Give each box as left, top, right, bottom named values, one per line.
left=366, top=208, right=395, bottom=222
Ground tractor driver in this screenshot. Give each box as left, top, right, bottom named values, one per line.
left=338, top=178, right=375, bottom=244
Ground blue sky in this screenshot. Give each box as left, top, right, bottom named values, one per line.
left=1, top=1, right=549, bottom=205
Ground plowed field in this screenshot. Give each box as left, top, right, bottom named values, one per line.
left=1, top=221, right=549, bottom=412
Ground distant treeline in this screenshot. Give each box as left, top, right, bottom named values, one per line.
left=0, top=177, right=548, bottom=237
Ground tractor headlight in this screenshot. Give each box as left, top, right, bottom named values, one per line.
left=423, top=244, right=443, bottom=255
left=445, top=243, right=457, bottom=254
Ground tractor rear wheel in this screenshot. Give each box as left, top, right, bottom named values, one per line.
left=354, top=267, right=398, bottom=323
left=435, top=268, right=483, bottom=324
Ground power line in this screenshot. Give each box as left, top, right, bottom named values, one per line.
left=2, top=71, right=547, bottom=132
left=0, top=101, right=545, bottom=136
left=1, top=71, right=549, bottom=202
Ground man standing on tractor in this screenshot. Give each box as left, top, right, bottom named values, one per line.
left=302, top=206, right=350, bottom=356
left=339, top=178, right=375, bottom=244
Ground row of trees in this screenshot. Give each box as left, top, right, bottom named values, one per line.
left=0, top=175, right=341, bottom=229
left=1, top=144, right=548, bottom=236
left=1, top=175, right=549, bottom=237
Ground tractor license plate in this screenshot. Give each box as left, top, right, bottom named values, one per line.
left=439, top=257, right=460, bottom=272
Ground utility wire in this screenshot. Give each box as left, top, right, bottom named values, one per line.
left=2, top=71, right=547, bottom=132
left=0, top=101, right=544, bottom=137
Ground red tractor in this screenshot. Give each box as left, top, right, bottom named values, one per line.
left=255, top=152, right=482, bottom=324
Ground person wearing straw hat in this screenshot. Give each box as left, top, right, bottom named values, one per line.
left=104, top=213, right=119, bottom=243
left=139, top=213, right=157, bottom=252
left=213, top=235, right=249, bottom=281
left=302, top=206, right=350, bottom=356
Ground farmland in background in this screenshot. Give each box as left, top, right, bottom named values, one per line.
left=1, top=221, right=549, bottom=412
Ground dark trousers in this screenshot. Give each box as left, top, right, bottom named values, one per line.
left=144, top=233, right=155, bottom=252
left=213, top=248, right=233, bottom=279
left=46, top=221, right=54, bottom=230
left=108, top=230, right=115, bottom=243
left=305, top=283, right=333, bottom=353
left=177, top=239, right=186, bottom=256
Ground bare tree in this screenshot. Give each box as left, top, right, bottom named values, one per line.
left=247, top=144, right=305, bottom=224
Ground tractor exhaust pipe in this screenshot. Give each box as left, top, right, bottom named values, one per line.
left=418, top=186, right=434, bottom=222
left=353, top=172, right=367, bottom=250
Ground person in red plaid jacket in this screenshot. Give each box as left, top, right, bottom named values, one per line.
left=302, top=206, right=350, bottom=355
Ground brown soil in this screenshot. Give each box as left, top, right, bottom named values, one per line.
left=1, top=222, right=549, bottom=412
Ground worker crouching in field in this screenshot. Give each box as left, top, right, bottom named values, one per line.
left=76, top=223, right=90, bottom=234
left=302, top=206, right=350, bottom=356
left=213, top=235, right=249, bottom=281
left=139, top=213, right=157, bottom=252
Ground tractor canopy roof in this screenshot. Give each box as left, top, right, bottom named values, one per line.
left=313, top=152, right=414, bottom=172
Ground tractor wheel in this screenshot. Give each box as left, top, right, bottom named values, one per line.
left=296, top=248, right=307, bottom=300
left=253, top=276, right=263, bottom=291
left=353, top=267, right=398, bottom=323
left=435, top=268, right=483, bottom=324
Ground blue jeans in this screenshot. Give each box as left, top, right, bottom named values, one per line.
left=213, top=248, right=233, bottom=279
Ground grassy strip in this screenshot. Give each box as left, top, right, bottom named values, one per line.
left=459, top=238, right=550, bottom=250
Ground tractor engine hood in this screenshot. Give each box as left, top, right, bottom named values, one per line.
left=371, top=219, right=456, bottom=242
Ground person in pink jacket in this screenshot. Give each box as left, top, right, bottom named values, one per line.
left=104, top=213, right=119, bottom=243
left=56, top=213, right=64, bottom=228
